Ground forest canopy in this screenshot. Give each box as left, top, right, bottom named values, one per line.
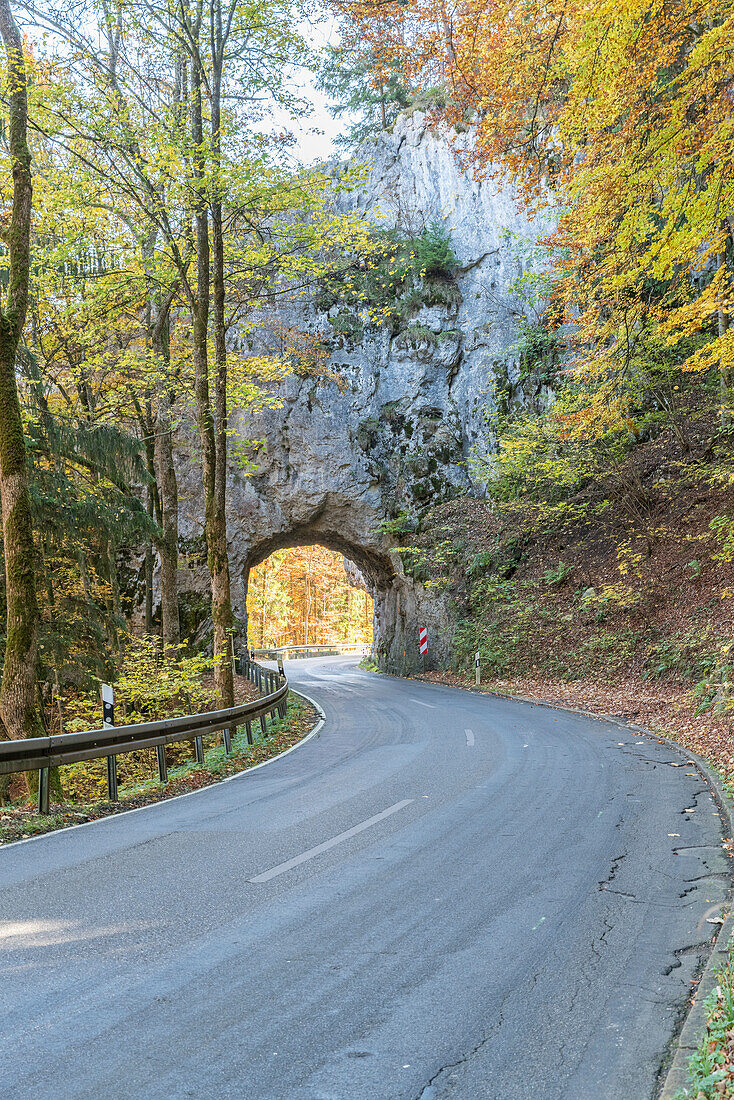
left=0, top=0, right=381, bottom=795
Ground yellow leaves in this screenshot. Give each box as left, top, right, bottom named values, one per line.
left=356, top=0, right=734, bottom=401
left=616, top=539, right=644, bottom=579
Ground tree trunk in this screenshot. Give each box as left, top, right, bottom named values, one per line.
left=142, top=222, right=180, bottom=651
left=0, top=0, right=43, bottom=798
left=154, top=381, right=180, bottom=650
left=142, top=417, right=155, bottom=634
left=260, top=560, right=267, bottom=646
left=188, top=39, right=233, bottom=703
left=719, top=235, right=731, bottom=428
left=304, top=549, right=312, bottom=645
left=208, top=11, right=234, bottom=706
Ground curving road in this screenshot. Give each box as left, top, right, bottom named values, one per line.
left=1, top=658, right=730, bottom=1099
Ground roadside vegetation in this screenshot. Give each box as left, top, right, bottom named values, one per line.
left=0, top=690, right=317, bottom=845
left=674, top=942, right=734, bottom=1099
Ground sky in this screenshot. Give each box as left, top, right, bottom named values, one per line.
left=275, top=15, right=354, bottom=165
left=292, top=81, right=347, bottom=164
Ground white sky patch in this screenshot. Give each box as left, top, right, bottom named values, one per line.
left=264, top=14, right=357, bottom=165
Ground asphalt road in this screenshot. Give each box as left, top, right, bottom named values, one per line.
left=1, top=659, right=731, bottom=1100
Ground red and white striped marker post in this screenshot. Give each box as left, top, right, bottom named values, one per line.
left=419, top=626, right=428, bottom=665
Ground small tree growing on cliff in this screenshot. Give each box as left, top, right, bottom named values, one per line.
left=318, top=37, right=411, bottom=149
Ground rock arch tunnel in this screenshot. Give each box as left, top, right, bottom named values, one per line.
left=228, top=496, right=451, bottom=673
left=175, top=378, right=457, bottom=670
left=174, top=112, right=550, bottom=668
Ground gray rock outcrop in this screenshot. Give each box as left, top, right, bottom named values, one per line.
left=177, top=113, right=553, bottom=669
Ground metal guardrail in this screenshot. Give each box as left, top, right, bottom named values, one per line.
left=0, top=656, right=288, bottom=814
left=252, top=643, right=371, bottom=660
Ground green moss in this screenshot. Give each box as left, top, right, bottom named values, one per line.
left=404, top=323, right=439, bottom=349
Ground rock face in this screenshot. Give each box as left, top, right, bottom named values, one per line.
left=178, top=113, right=552, bottom=670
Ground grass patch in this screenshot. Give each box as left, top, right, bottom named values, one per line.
left=0, top=692, right=317, bottom=845
left=675, top=937, right=734, bottom=1098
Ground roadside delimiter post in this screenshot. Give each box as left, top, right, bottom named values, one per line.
left=102, top=684, right=118, bottom=801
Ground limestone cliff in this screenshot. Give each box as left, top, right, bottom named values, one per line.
left=177, top=113, right=553, bottom=670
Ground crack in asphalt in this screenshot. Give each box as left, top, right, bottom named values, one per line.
left=413, top=1011, right=507, bottom=1099
left=598, top=851, right=628, bottom=891
left=683, top=872, right=731, bottom=884
left=662, top=940, right=712, bottom=976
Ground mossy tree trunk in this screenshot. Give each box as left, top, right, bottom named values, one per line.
left=0, top=0, right=43, bottom=800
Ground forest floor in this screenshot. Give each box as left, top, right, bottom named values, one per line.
left=0, top=687, right=319, bottom=846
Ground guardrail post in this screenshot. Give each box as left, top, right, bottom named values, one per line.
left=195, top=736, right=204, bottom=765
left=222, top=727, right=232, bottom=754
left=260, top=715, right=268, bottom=738
left=245, top=720, right=253, bottom=745
left=38, top=767, right=50, bottom=814
left=156, top=744, right=168, bottom=782
left=107, top=755, right=118, bottom=802
left=279, top=695, right=287, bottom=718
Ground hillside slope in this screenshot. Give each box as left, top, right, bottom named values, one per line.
left=406, top=402, right=734, bottom=781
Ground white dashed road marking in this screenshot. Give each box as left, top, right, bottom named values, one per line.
left=249, top=800, right=415, bottom=883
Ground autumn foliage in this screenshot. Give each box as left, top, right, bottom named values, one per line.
left=335, top=0, right=734, bottom=426
left=247, top=547, right=373, bottom=648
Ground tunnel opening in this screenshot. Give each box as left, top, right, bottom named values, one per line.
left=235, top=518, right=443, bottom=672
left=245, top=545, right=374, bottom=649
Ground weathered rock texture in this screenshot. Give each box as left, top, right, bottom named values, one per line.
left=178, top=113, right=552, bottom=670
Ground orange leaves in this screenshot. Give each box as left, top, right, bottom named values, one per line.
left=336, top=0, right=734, bottom=407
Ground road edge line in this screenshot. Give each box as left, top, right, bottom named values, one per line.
left=0, top=688, right=326, bottom=852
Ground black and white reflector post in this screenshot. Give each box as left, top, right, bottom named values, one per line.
left=101, top=684, right=118, bottom=802
left=475, top=651, right=481, bottom=685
